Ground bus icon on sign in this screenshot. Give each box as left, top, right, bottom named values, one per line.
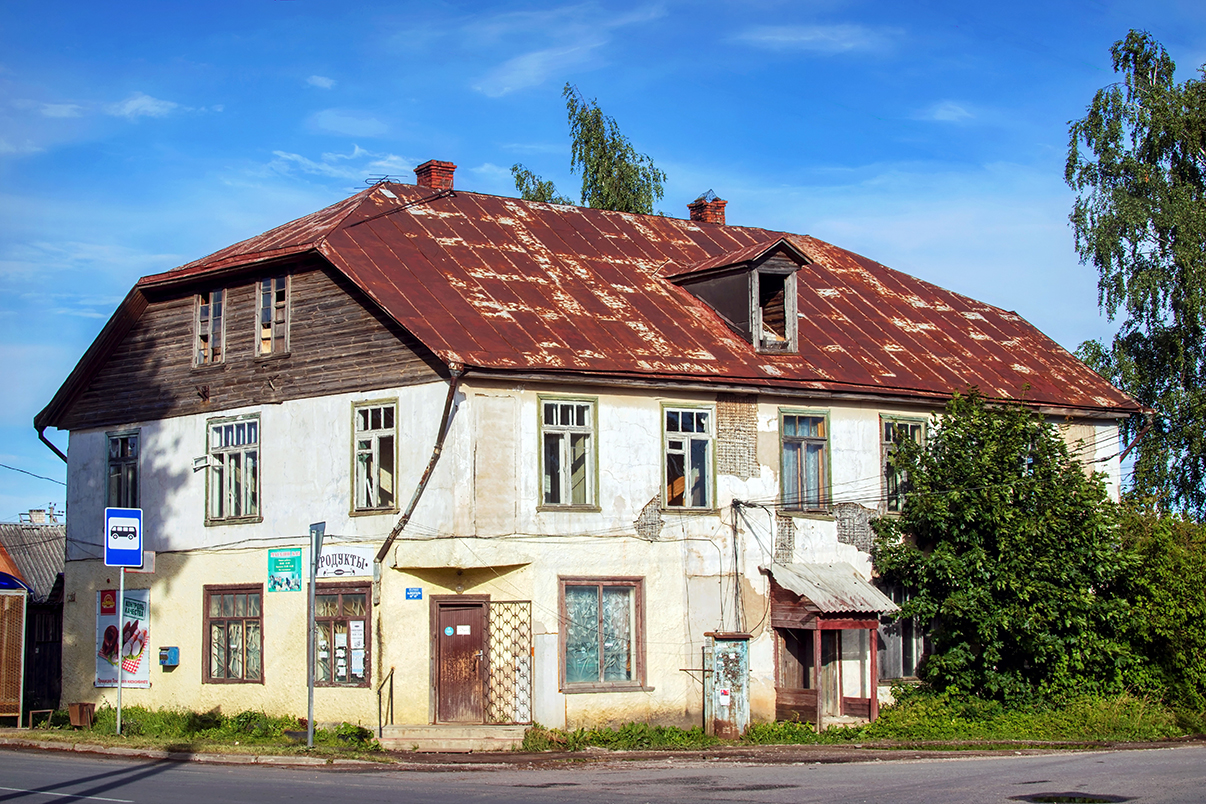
left=110, top=525, right=138, bottom=541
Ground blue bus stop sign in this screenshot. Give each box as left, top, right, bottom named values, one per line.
left=104, top=507, right=143, bottom=568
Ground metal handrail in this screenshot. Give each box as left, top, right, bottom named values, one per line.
left=377, top=666, right=395, bottom=739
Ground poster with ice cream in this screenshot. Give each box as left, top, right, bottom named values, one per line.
left=95, top=589, right=150, bottom=688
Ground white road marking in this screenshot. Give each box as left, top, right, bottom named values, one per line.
left=0, top=786, right=133, bottom=803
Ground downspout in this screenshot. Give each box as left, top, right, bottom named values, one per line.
left=375, top=363, right=465, bottom=567
left=37, top=426, right=68, bottom=463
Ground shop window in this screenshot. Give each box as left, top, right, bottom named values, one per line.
left=560, top=577, right=644, bottom=691
left=314, top=585, right=370, bottom=687
left=204, top=586, right=263, bottom=683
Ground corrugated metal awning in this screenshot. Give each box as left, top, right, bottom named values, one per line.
left=764, top=562, right=898, bottom=614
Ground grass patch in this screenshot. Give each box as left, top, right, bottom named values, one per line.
left=28, top=705, right=383, bottom=758
left=521, top=691, right=1190, bottom=752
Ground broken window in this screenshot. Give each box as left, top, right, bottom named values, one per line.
left=782, top=413, right=827, bottom=511
left=204, top=585, right=262, bottom=683
left=541, top=398, right=594, bottom=507
left=561, top=577, right=643, bottom=689
left=208, top=415, right=260, bottom=522
left=257, top=276, right=289, bottom=356
left=354, top=402, right=396, bottom=512
left=877, top=584, right=926, bottom=680
left=664, top=407, right=712, bottom=508
left=195, top=289, right=225, bottom=365
left=314, top=585, right=370, bottom=687
left=106, top=431, right=139, bottom=508
left=882, top=418, right=924, bottom=513
left=755, top=269, right=797, bottom=352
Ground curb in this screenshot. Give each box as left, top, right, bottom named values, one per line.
left=0, top=736, right=389, bottom=768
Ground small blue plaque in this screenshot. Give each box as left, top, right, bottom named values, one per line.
left=406, top=587, right=422, bottom=600
left=444, top=626, right=454, bottom=636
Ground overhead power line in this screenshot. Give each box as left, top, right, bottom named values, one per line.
left=0, top=463, right=66, bottom=486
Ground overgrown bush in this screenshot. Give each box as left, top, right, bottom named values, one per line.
left=521, top=722, right=719, bottom=751
left=873, top=391, right=1133, bottom=702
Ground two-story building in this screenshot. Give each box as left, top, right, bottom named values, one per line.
left=35, top=161, right=1140, bottom=743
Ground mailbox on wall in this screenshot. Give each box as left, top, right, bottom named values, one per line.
left=159, top=647, right=179, bottom=667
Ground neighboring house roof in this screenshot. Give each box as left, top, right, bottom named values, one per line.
left=765, top=562, right=899, bottom=615
left=0, top=523, right=66, bottom=603
left=37, top=181, right=1141, bottom=429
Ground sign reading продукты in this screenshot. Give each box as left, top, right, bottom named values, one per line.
left=104, top=507, right=143, bottom=568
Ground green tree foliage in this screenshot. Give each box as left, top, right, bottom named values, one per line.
left=1115, top=507, right=1206, bottom=712
left=512, top=84, right=666, bottom=213
left=1065, top=30, right=1206, bottom=515
left=510, top=164, right=573, bottom=205
left=873, top=392, right=1131, bottom=702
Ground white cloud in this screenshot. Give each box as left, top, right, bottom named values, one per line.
left=733, top=24, right=897, bottom=54
left=106, top=92, right=179, bottom=120
left=309, top=109, right=388, bottom=137
left=269, top=146, right=412, bottom=180
left=40, top=103, right=83, bottom=118
left=916, top=100, right=974, bottom=123
left=476, top=43, right=603, bottom=97
left=0, top=139, right=44, bottom=156
left=307, top=75, right=336, bottom=89
left=470, top=4, right=666, bottom=96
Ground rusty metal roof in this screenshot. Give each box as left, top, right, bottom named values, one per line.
left=46, top=181, right=1140, bottom=426
left=765, top=562, right=899, bottom=614
left=0, top=523, right=65, bottom=603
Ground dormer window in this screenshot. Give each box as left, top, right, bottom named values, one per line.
left=667, top=237, right=806, bottom=355
left=754, top=268, right=797, bottom=352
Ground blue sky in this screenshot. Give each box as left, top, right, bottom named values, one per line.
left=2, top=1, right=1204, bottom=521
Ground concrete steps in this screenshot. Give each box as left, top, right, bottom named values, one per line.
left=379, top=724, right=528, bottom=753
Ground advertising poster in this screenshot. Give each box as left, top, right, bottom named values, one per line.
left=268, top=548, right=302, bottom=592
left=95, top=589, right=150, bottom=688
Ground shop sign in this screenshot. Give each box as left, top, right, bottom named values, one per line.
left=317, top=545, right=373, bottom=578
left=268, top=548, right=303, bottom=592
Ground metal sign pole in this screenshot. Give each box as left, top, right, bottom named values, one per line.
left=307, top=522, right=325, bottom=749
left=116, top=567, right=124, bottom=736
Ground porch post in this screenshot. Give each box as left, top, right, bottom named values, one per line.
left=868, top=624, right=879, bottom=721
left=813, top=626, right=823, bottom=733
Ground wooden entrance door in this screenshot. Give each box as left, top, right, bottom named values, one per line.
left=820, top=630, right=842, bottom=717
left=434, top=601, right=486, bottom=723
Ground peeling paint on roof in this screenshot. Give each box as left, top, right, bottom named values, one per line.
left=100, top=182, right=1143, bottom=417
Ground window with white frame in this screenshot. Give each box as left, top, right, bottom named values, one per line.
left=257, top=276, right=289, bottom=356
left=195, top=289, right=225, bottom=365
left=882, top=418, right=924, bottom=513
left=541, top=398, right=595, bottom=507
left=107, top=431, right=139, bottom=509
left=664, top=407, right=712, bottom=508
left=208, top=416, right=260, bottom=521
left=781, top=412, right=827, bottom=511
left=354, top=402, right=396, bottom=512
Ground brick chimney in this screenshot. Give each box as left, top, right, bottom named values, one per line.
left=414, top=160, right=456, bottom=190
left=688, top=193, right=727, bottom=225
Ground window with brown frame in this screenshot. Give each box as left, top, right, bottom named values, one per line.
left=203, top=585, right=263, bottom=683
left=560, top=577, right=644, bottom=691
left=257, top=276, right=289, bottom=356
left=314, top=585, right=370, bottom=687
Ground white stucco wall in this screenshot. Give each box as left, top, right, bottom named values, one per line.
left=59, top=377, right=1128, bottom=729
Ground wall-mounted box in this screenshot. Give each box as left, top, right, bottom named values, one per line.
left=159, top=646, right=179, bottom=667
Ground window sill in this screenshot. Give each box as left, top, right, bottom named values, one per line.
left=563, top=683, right=654, bottom=695
left=205, top=515, right=264, bottom=527
left=254, top=351, right=291, bottom=362
left=349, top=507, right=400, bottom=518
left=203, top=678, right=265, bottom=685
left=316, top=682, right=371, bottom=689
left=191, top=362, right=227, bottom=373
left=780, top=509, right=835, bottom=521
left=660, top=506, right=719, bottom=516
left=537, top=504, right=602, bottom=513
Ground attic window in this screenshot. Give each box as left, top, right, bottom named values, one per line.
left=755, top=269, right=797, bottom=352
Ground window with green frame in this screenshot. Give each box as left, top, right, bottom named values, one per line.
left=781, top=412, right=827, bottom=511
left=664, top=407, right=712, bottom=508
left=882, top=418, right=924, bottom=513
left=541, top=398, right=594, bottom=506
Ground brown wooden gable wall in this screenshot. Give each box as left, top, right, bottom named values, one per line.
left=57, top=259, right=445, bottom=431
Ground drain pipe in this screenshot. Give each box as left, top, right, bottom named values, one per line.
left=375, top=363, right=465, bottom=567
left=37, top=426, right=68, bottom=463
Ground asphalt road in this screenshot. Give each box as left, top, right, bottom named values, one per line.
left=0, top=746, right=1203, bottom=804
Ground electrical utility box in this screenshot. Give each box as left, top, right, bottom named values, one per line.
left=703, top=632, right=751, bottom=739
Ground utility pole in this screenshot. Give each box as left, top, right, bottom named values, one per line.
left=307, top=522, right=325, bottom=749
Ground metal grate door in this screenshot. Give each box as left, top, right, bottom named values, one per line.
left=485, top=600, right=532, bottom=725
left=0, top=592, right=26, bottom=718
